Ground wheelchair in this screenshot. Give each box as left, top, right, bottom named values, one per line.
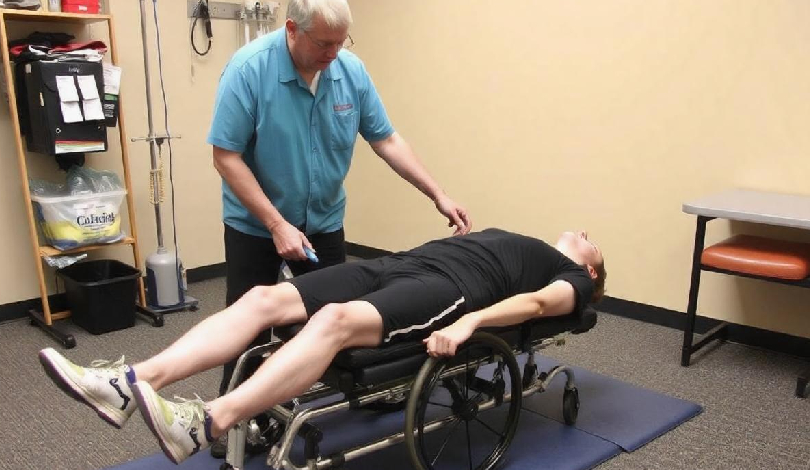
left=220, top=307, right=598, bottom=470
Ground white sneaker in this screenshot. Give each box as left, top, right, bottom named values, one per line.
left=38, top=347, right=136, bottom=428
left=131, top=380, right=212, bottom=464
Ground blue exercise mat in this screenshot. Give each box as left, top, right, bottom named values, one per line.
left=104, top=353, right=701, bottom=470
left=521, top=355, right=703, bottom=452
left=107, top=410, right=620, bottom=470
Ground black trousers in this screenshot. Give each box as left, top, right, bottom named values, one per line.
left=219, top=223, right=346, bottom=396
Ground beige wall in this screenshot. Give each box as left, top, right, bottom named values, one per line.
left=342, top=0, right=810, bottom=339
left=1, top=1, right=809, bottom=340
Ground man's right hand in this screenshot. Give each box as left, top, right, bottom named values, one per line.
left=269, top=220, right=313, bottom=261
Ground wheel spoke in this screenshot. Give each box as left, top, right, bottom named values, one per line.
left=475, top=416, right=505, bottom=438
left=466, top=420, right=473, bottom=470
left=469, top=389, right=485, bottom=404
left=429, top=417, right=461, bottom=466
left=427, top=400, right=452, bottom=409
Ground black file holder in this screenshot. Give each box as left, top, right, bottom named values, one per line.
left=23, top=60, right=108, bottom=156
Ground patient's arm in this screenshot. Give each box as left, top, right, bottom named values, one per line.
left=423, top=280, right=577, bottom=357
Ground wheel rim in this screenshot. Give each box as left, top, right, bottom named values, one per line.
left=406, top=332, right=522, bottom=470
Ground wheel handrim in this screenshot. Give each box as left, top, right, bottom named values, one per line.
left=406, top=333, right=522, bottom=470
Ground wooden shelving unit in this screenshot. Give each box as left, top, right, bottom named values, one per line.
left=0, top=9, right=161, bottom=348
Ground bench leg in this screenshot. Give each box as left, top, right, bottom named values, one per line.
left=682, top=217, right=708, bottom=367
left=797, top=369, right=809, bottom=398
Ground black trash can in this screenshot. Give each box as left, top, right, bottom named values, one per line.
left=57, top=259, right=140, bottom=335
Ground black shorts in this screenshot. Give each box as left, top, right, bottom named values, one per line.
left=223, top=224, right=346, bottom=306
left=288, top=257, right=467, bottom=344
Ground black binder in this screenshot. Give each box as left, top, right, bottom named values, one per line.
left=23, top=60, right=108, bottom=156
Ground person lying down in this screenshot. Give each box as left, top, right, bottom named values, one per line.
left=39, top=228, right=606, bottom=464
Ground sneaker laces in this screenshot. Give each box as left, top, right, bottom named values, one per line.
left=89, top=356, right=127, bottom=371
left=172, top=394, right=208, bottom=428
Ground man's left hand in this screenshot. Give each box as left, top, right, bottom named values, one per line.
left=423, top=316, right=476, bottom=357
left=435, top=194, right=472, bottom=235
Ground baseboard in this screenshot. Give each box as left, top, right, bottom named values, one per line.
left=186, top=262, right=226, bottom=283
left=4, top=244, right=809, bottom=361
left=0, top=294, right=68, bottom=324
left=598, top=295, right=810, bottom=360
left=598, top=296, right=721, bottom=332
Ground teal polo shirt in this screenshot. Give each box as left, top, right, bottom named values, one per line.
left=207, top=28, right=394, bottom=238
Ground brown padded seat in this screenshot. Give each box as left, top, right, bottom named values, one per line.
left=701, top=235, right=810, bottom=280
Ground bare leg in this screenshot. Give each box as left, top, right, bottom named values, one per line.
left=206, top=301, right=383, bottom=436
left=133, top=283, right=307, bottom=390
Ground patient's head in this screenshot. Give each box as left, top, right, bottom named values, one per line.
left=555, top=231, right=607, bottom=303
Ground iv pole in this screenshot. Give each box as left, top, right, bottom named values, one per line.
left=137, top=0, right=163, bottom=246
left=132, top=0, right=198, bottom=312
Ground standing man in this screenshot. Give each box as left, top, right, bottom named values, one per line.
left=206, top=0, right=471, bottom=455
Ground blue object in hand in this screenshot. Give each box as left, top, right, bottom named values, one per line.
left=304, top=246, right=319, bottom=263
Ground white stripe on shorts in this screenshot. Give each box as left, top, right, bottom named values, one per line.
left=383, top=296, right=466, bottom=343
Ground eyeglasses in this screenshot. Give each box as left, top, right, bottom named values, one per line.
left=303, top=30, right=354, bottom=50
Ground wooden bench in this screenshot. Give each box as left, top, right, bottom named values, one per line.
left=682, top=234, right=810, bottom=398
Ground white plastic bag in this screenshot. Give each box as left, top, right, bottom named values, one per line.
left=29, top=166, right=127, bottom=251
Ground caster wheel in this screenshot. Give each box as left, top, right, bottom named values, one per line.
left=563, top=387, right=579, bottom=425
left=219, top=463, right=233, bottom=470
left=190, top=305, right=199, bottom=312
left=522, top=363, right=538, bottom=389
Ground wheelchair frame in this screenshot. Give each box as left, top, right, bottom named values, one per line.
left=219, top=327, right=583, bottom=470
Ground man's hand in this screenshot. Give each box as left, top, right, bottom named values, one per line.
left=435, top=194, right=472, bottom=235
left=423, top=315, right=477, bottom=357
left=269, top=220, right=313, bottom=261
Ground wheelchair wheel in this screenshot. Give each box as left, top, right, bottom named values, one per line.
left=405, top=332, right=522, bottom=470
left=563, top=387, right=579, bottom=425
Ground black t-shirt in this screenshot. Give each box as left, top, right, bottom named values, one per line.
left=397, top=228, right=594, bottom=314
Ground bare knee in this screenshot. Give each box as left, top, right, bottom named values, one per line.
left=306, top=303, right=381, bottom=349
left=237, top=284, right=305, bottom=327
left=306, top=304, right=351, bottom=344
